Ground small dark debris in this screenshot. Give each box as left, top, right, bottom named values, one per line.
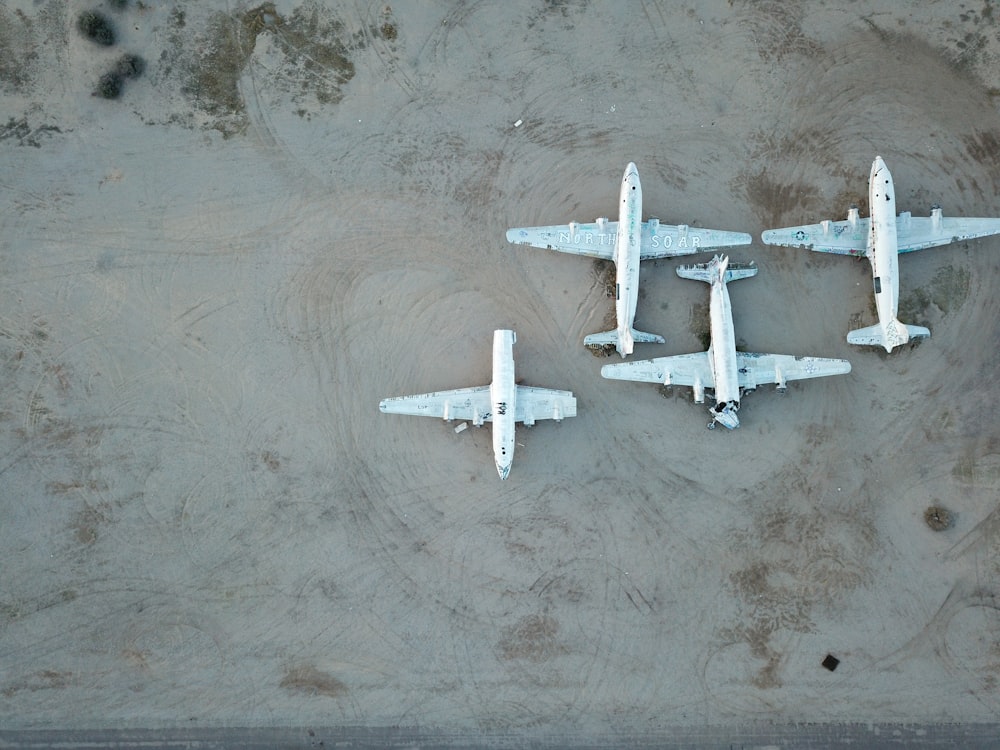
left=94, top=72, right=123, bottom=99
left=924, top=506, right=954, bottom=531
left=822, top=653, right=840, bottom=672
left=77, top=11, right=116, bottom=46
left=108, top=0, right=129, bottom=9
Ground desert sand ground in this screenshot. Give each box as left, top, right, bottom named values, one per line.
left=3, top=0, right=1000, bottom=745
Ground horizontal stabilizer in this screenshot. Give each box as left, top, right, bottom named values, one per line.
left=629, top=329, right=666, bottom=344
left=723, top=265, right=758, bottom=283
left=676, top=255, right=757, bottom=284
left=584, top=328, right=665, bottom=351
left=845, top=324, right=884, bottom=347
left=847, top=321, right=930, bottom=351
left=583, top=329, right=620, bottom=347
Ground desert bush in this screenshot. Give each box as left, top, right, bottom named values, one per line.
left=94, top=72, right=123, bottom=99
left=77, top=11, right=116, bottom=46
left=114, top=53, right=145, bottom=79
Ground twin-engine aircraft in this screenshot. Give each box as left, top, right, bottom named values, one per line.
left=506, top=163, right=751, bottom=358
left=762, top=155, right=1000, bottom=351
left=601, top=255, right=851, bottom=430
left=379, top=330, right=576, bottom=480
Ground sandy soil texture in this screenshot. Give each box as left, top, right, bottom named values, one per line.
left=3, top=0, right=1000, bottom=737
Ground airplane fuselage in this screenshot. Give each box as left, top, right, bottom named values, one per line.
left=614, top=163, right=643, bottom=355
left=867, top=156, right=902, bottom=345
left=490, top=329, right=517, bottom=480
left=708, top=270, right=741, bottom=427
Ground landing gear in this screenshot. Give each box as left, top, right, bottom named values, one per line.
left=707, top=420, right=716, bottom=430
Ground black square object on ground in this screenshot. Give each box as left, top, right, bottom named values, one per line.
left=822, top=654, right=840, bottom=671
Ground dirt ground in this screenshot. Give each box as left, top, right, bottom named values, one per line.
left=3, top=0, right=1000, bottom=740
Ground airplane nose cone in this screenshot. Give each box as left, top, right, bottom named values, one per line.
left=870, top=155, right=887, bottom=180
left=496, top=462, right=511, bottom=480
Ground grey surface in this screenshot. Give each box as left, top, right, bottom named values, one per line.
left=3, top=724, right=1000, bottom=749
left=3, top=0, right=1000, bottom=741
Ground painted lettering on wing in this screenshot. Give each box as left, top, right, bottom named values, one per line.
left=556, top=231, right=702, bottom=248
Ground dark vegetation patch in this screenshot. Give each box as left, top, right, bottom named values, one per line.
left=0, top=8, right=38, bottom=91
left=184, top=2, right=368, bottom=135
left=115, top=53, right=145, bottom=79
left=77, top=10, right=116, bottom=46
left=94, top=53, right=145, bottom=99
left=94, top=72, right=123, bottom=99
left=0, top=117, right=62, bottom=147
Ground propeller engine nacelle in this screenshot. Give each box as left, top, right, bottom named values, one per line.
left=692, top=378, right=705, bottom=404
left=931, top=204, right=942, bottom=231
left=847, top=205, right=860, bottom=227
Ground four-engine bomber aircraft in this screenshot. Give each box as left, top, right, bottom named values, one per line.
left=601, top=255, right=852, bottom=430
left=762, top=155, right=1000, bottom=351
left=506, top=163, right=752, bottom=358
left=379, top=330, right=577, bottom=479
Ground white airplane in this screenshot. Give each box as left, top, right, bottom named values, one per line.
left=601, top=255, right=851, bottom=430
left=379, top=330, right=577, bottom=479
left=506, top=162, right=752, bottom=358
left=762, top=155, right=1000, bottom=351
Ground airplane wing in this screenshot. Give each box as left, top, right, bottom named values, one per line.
left=639, top=222, right=752, bottom=260
left=514, top=386, right=577, bottom=425
left=761, top=219, right=870, bottom=256
left=507, top=221, right=752, bottom=262
left=600, top=352, right=714, bottom=386
left=895, top=210, right=1000, bottom=253
left=379, top=386, right=493, bottom=423
left=735, top=353, right=851, bottom=389
left=506, top=223, right=617, bottom=260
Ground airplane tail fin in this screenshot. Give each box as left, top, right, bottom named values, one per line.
left=584, top=327, right=664, bottom=357
left=847, top=319, right=930, bottom=351
left=677, top=254, right=757, bottom=284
